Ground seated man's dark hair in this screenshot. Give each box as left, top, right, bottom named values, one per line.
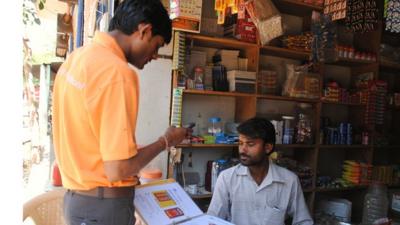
left=237, top=117, right=276, bottom=151
left=109, top=0, right=172, bottom=44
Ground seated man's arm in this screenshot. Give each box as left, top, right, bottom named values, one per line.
left=288, top=177, right=314, bottom=225
left=207, top=172, right=230, bottom=220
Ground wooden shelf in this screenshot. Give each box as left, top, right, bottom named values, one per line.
left=387, top=105, right=400, bottom=111
left=374, top=145, right=400, bottom=149
left=260, top=45, right=310, bottom=60
left=177, top=144, right=315, bottom=148
left=183, top=89, right=255, bottom=97
left=303, top=188, right=314, bottom=193
left=176, top=144, right=238, bottom=148
left=276, top=144, right=316, bottom=148
left=327, top=57, right=376, bottom=66
left=321, top=100, right=366, bottom=107
left=380, top=58, right=400, bottom=71
left=319, top=145, right=371, bottom=149
left=315, top=185, right=368, bottom=192
left=272, top=0, right=323, bottom=16
left=257, top=94, right=319, bottom=103
left=185, top=34, right=258, bottom=50
left=190, top=193, right=212, bottom=199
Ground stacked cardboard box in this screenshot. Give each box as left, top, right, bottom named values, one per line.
left=227, top=70, right=256, bottom=93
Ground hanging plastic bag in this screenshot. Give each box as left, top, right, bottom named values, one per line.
left=245, top=0, right=283, bottom=45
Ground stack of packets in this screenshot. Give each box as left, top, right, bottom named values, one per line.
left=324, top=0, right=347, bottom=21
left=172, top=31, right=186, bottom=71
left=385, top=0, right=400, bottom=33
left=365, top=80, right=387, bottom=127
left=282, top=32, right=313, bottom=52
left=342, top=160, right=372, bottom=185
left=323, top=81, right=340, bottom=102
left=258, top=70, right=277, bottom=95
left=346, top=0, right=378, bottom=32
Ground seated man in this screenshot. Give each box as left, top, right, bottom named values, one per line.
left=207, top=117, right=313, bottom=225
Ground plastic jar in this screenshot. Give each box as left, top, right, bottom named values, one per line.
left=139, top=168, right=162, bottom=184
left=362, top=182, right=389, bottom=225
left=208, top=117, right=222, bottom=136
left=282, top=116, right=295, bottom=144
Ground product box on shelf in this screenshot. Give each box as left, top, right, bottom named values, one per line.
left=170, top=0, right=202, bottom=33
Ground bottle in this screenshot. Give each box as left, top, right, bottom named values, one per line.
left=362, top=182, right=389, bottom=225
left=194, top=67, right=204, bottom=90
left=51, top=160, right=62, bottom=187
left=282, top=116, right=295, bottom=144
left=195, top=113, right=203, bottom=136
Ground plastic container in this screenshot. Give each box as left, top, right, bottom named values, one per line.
left=362, top=182, right=389, bottom=225
left=282, top=116, right=295, bottom=144
left=139, top=168, right=162, bottom=184
left=208, top=117, right=222, bottom=136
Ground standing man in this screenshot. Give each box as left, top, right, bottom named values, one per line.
left=52, top=1, right=189, bottom=225
left=207, top=117, right=313, bottom=225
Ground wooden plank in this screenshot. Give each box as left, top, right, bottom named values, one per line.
left=235, top=96, right=257, bottom=122
left=272, top=0, right=323, bottom=16
left=186, top=34, right=258, bottom=50
left=257, top=94, right=319, bottom=103
left=183, top=89, right=255, bottom=97
left=260, top=45, right=310, bottom=60
left=321, top=100, right=366, bottom=107
left=328, top=57, right=377, bottom=67
left=380, top=58, right=400, bottom=71
left=315, top=185, right=368, bottom=192
left=319, top=145, right=371, bottom=149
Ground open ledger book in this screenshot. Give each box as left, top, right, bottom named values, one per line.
left=134, top=179, right=234, bottom=225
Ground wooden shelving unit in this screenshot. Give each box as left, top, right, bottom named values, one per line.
left=168, top=1, right=399, bottom=221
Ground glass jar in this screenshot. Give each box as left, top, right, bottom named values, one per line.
left=208, top=117, right=222, bottom=136
left=362, top=182, right=389, bottom=225
left=282, top=116, right=295, bottom=144
left=296, top=103, right=313, bottom=144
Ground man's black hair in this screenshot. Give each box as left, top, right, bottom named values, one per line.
left=109, top=0, right=172, bottom=44
left=237, top=117, right=276, bottom=151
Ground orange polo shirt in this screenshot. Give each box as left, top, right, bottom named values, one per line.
left=52, top=32, right=139, bottom=190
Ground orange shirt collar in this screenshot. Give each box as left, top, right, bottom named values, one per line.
left=93, top=31, right=126, bottom=61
